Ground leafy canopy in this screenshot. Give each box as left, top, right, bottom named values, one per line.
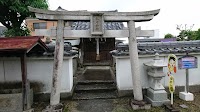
left=177, top=29, right=200, bottom=41
left=164, top=33, right=174, bottom=39
left=0, top=0, right=48, bottom=37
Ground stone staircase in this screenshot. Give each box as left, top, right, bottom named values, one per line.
left=72, top=80, right=117, bottom=100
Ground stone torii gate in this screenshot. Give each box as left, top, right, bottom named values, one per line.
left=29, top=7, right=159, bottom=106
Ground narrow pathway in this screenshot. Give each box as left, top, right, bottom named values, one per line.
left=76, top=99, right=114, bottom=112
left=72, top=67, right=118, bottom=112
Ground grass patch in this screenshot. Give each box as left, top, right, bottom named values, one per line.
left=62, top=100, right=78, bottom=112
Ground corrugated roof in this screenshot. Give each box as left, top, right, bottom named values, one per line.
left=0, top=36, right=48, bottom=53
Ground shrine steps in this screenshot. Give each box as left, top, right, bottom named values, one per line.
left=72, top=80, right=117, bottom=100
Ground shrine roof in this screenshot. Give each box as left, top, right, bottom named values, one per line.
left=111, top=40, right=200, bottom=55
left=0, top=36, right=48, bottom=54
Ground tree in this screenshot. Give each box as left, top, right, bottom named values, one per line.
left=176, top=24, right=195, bottom=41
left=0, top=0, right=48, bottom=37
left=164, top=33, right=174, bottom=38
left=194, top=28, right=200, bottom=40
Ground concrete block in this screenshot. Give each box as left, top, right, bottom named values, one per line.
left=117, top=90, right=132, bottom=97
left=0, top=93, right=23, bottom=112
left=144, top=95, right=170, bottom=106
left=0, top=89, right=33, bottom=112
left=179, top=92, right=194, bottom=101
left=147, top=88, right=168, bottom=101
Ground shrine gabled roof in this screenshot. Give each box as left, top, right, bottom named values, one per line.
left=0, top=36, right=48, bottom=54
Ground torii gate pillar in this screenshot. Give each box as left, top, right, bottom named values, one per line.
left=50, top=20, right=64, bottom=105
left=128, top=21, right=143, bottom=101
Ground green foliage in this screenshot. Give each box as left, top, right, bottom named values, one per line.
left=3, top=26, right=30, bottom=37
left=177, top=29, right=200, bottom=41
left=164, top=33, right=174, bottom=38
left=194, top=28, right=200, bottom=40
left=0, top=0, right=48, bottom=37
left=178, top=30, right=195, bottom=41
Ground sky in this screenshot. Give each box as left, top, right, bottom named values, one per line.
left=46, top=0, right=200, bottom=38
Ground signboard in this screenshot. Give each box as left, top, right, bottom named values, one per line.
left=168, top=54, right=177, bottom=75
left=91, top=13, right=104, bottom=36
left=167, top=54, right=176, bottom=105
left=169, top=76, right=175, bottom=93
left=178, top=55, right=198, bottom=69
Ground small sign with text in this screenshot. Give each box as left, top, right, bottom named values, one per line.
left=178, top=55, right=197, bottom=69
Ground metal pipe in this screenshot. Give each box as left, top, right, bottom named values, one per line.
left=186, top=69, right=189, bottom=93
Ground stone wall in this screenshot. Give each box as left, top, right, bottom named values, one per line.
left=0, top=89, right=33, bottom=112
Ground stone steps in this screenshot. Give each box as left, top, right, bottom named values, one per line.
left=73, top=80, right=117, bottom=100
left=73, top=91, right=117, bottom=100
left=77, top=80, right=115, bottom=85
left=75, top=83, right=116, bottom=91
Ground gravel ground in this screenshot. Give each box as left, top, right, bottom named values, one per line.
left=33, top=93, right=200, bottom=112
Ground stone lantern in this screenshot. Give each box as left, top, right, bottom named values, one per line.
left=144, top=53, right=170, bottom=106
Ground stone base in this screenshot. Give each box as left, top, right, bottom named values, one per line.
left=117, top=90, right=133, bottom=97
left=117, top=89, right=147, bottom=97
left=145, top=95, right=170, bottom=106
left=145, top=88, right=170, bottom=106
left=179, top=92, right=194, bottom=101
left=23, top=108, right=34, bottom=112
left=164, top=104, right=180, bottom=112
left=147, top=89, right=168, bottom=101
left=130, top=99, right=151, bottom=110
left=42, top=103, right=63, bottom=112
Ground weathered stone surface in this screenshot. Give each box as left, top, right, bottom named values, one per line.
left=23, top=108, right=34, bottom=112
left=147, top=88, right=168, bottom=101
left=28, top=6, right=160, bottom=21
left=144, top=95, right=170, bottom=107
left=144, top=54, right=170, bottom=106
left=0, top=93, right=23, bottom=112
left=130, top=99, right=151, bottom=110
left=73, top=68, right=117, bottom=100
left=42, top=103, right=63, bottom=112
left=0, top=89, right=33, bottom=112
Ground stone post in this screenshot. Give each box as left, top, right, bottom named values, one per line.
left=96, top=38, right=100, bottom=60
left=128, top=20, right=143, bottom=101
left=50, top=20, right=64, bottom=105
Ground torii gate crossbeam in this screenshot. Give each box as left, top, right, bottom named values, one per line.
left=35, top=27, right=154, bottom=38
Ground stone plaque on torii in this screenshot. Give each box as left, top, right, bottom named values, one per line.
left=29, top=6, right=159, bottom=109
